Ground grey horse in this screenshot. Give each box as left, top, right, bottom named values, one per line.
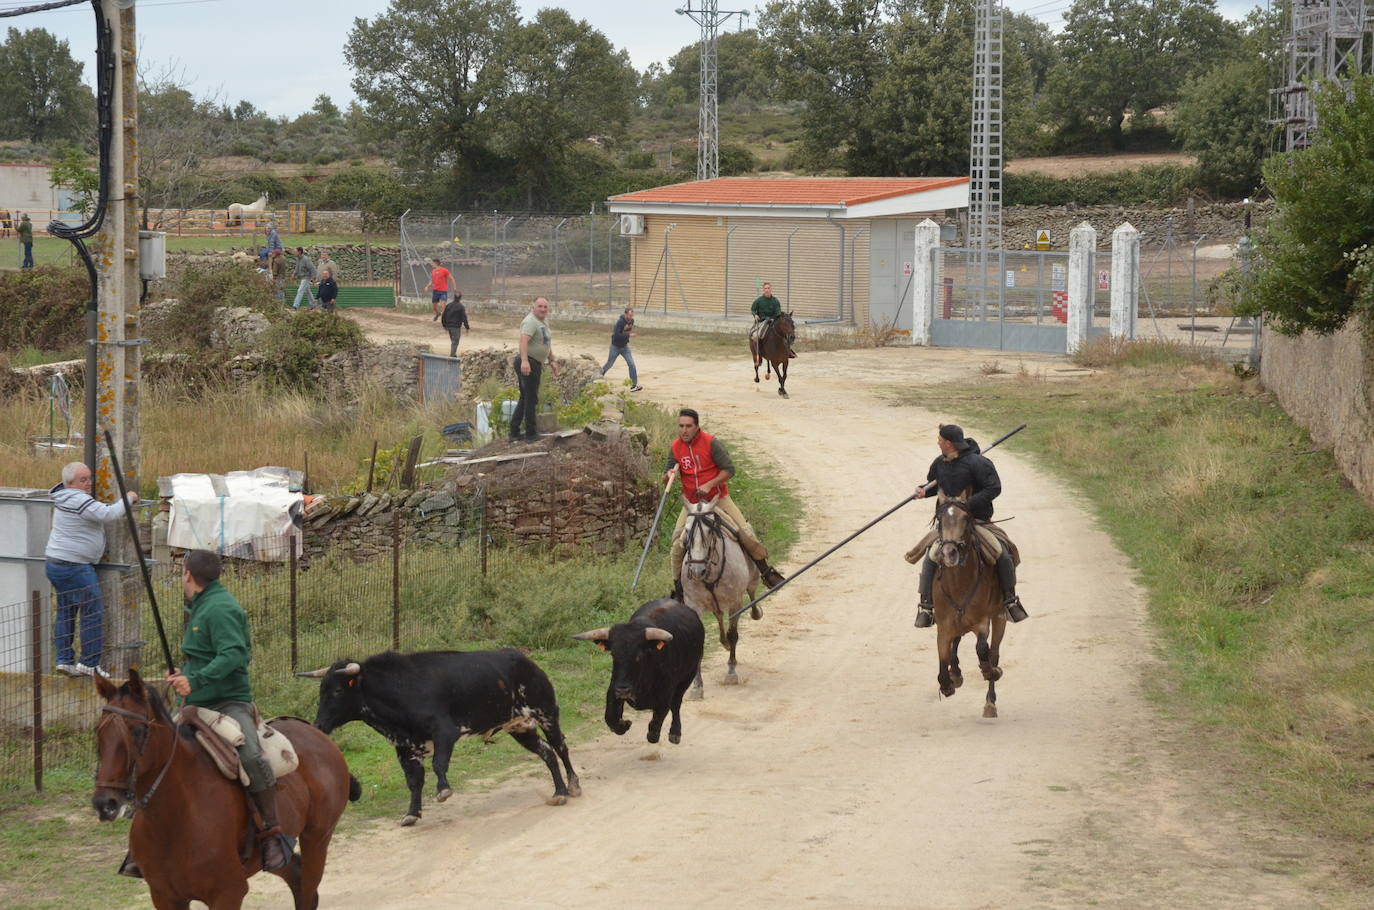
left=679, top=497, right=762, bottom=698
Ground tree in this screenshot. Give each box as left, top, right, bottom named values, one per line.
left=0, top=27, right=92, bottom=144
left=1046, top=0, right=1239, bottom=147
left=138, top=63, right=237, bottom=216
left=49, top=147, right=97, bottom=216
left=1245, top=77, right=1374, bottom=335
left=649, top=30, right=780, bottom=108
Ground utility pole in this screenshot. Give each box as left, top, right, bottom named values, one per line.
left=676, top=2, right=749, bottom=181
left=1272, top=1, right=1373, bottom=151
left=968, top=0, right=1004, bottom=314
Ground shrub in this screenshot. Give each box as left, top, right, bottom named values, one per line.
left=256, top=309, right=366, bottom=389
left=0, top=266, right=88, bottom=352
left=1004, top=165, right=1202, bottom=206
left=154, top=262, right=279, bottom=351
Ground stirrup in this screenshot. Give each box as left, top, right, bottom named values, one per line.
left=1004, top=596, right=1029, bottom=623
left=913, top=605, right=934, bottom=628
left=117, top=852, right=143, bottom=879
left=258, top=828, right=295, bottom=871
left=761, top=565, right=786, bottom=589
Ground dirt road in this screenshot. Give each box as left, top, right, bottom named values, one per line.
left=249, top=311, right=1354, bottom=909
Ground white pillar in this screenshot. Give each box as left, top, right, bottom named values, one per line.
left=1111, top=222, right=1140, bottom=340
left=1066, top=221, right=1095, bottom=354
left=911, top=218, right=940, bottom=345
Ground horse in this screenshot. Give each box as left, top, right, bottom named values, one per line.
left=927, top=490, right=1009, bottom=718
left=679, top=497, right=761, bottom=698
left=750, top=312, right=796, bottom=398
left=92, top=669, right=358, bottom=910
left=227, top=192, right=270, bottom=226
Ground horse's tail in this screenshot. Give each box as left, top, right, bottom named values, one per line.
left=348, top=774, right=362, bottom=802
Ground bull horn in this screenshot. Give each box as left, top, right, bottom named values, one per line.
left=643, top=627, right=673, bottom=643
left=337, top=662, right=362, bottom=676
left=571, top=628, right=610, bottom=642
left=294, top=667, right=330, bottom=679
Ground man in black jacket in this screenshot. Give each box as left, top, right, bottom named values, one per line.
left=912, top=424, right=1028, bottom=628
left=441, top=292, right=471, bottom=357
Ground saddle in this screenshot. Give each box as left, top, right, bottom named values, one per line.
left=176, top=705, right=300, bottom=786
left=903, top=520, right=1020, bottom=568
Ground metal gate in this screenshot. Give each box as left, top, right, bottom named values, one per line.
left=417, top=353, right=461, bottom=403
left=930, top=247, right=1088, bottom=354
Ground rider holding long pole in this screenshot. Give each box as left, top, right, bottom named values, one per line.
left=665, top=408, right=786, bottom=601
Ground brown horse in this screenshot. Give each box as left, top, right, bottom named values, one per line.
left=92, top=669, right=358, bottom=910
left=928, top=492, right=1008, bottom=718
left=750, top=312, right=796, bottom=398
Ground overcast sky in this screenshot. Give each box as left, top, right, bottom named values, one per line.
left=17, top=0, right=1268, bottom=118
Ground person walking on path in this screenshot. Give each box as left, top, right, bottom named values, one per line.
left=292, top=247, right=317, bottom=308
left=44, top=461, right=138, bottom=677
left=116, top=549, right=294, bottom=879
left=601, top=306, right=642, bottom=391
left=317, top=268, right=339, bottom=312
left=426, top=258, right=454, bottom=320
left=441, top=291, right=470, bottom=357
left=18, top=213, right=34, bottom=268
left=510, top=297, right=559, bottom=442
left=269, top=246, right=288, bottom=302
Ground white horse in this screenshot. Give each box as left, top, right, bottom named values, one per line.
left=680, top=497, right=761, bottom=698
left=227, top=192, right=270, bottom=225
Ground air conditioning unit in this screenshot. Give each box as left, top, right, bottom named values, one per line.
left=619, top=214, right=645, bottom=236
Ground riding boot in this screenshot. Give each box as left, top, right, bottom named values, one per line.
left=249, top=787, right=296, bottom=871
left=995, top=549, right=1029, bottom=622
left=753, top=558, right=786, bottom=589
left=116, top=851, right=143, bottom=878
left=914, top=556, right=936, bottom=628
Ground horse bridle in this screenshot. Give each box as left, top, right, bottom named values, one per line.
left=96, top=701, right=178, bottom=812
left=933, top=499, right=974, bottom=567
left=682, top=507, right=727, bottom=590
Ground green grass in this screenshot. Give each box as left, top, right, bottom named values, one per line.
left=3, top=233, right=370, bottom=270
left=889, top=353, right=1374, bottom=880
left=0, top=398, right=802, bottom=908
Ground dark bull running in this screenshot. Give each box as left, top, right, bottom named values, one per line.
left=574, top=598, right=705, bottom=744
left=302, top=649, right=581, bottom=826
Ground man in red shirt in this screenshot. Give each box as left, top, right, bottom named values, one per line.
left=425, top=258, right=454, bottom=320
left=664, top=408, right=785, bottom=601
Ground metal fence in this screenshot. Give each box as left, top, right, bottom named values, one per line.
left=1133, top=226, right=1257, bottom=357
left=398, top=210, right=631, bottom=308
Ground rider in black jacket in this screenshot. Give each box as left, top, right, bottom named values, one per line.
left=913, top=424, right=1029, bottom=628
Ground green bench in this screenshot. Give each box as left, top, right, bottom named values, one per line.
left=333, top=285, right=397, bottom=308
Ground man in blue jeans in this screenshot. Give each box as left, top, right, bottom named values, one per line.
left=44, top=462, right=138, bottom=677
left=601, top=306, right=642, bottom=391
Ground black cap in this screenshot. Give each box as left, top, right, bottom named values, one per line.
left=939, top=424, right=972, bottom=451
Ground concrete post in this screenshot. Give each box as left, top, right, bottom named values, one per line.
left=911, top=218, right=941, bottom=345
left=1111, top=222, right=1140, bottom=340
left=1066, top=221, right=1096, bottom=354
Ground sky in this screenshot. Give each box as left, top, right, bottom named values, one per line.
left=11, top=0, right=1268, bottom=118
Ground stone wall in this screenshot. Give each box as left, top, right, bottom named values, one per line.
left=457, top=346, right=603, bottom=402
left=1001, top=200, right=1271, bottom=249
left=1261, top=320, right=1374, bottom=505
left=319, top=342, right=421, bottom=404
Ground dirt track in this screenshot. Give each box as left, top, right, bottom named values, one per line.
left=246, top=311, right=1355, bottom=909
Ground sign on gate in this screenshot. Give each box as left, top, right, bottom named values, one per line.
left=903, top=261, right=912, bottom=276
left=1036, top=230, right=1052, bottom=250
left=1098, top=269, right=1109, bottom=290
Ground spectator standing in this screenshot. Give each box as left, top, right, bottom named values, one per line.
left=18, top=213, right=34, bottom=268
left=601, top=306, right=642, bottom=391
left=291, top=247, right=317, bottom=308
left=510, top=297, right=558, bottom=442
left=317, top=268, right=339, bottom=312
left=425, top=258, right=454, bottom=320
left=317, top=249, right=338, bottom=280
left=44, top=461, right=138, bottom=677
left=440, top=291, right=470, bottom=357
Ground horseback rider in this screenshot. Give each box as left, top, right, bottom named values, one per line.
left=750, top=282, right=796, bottom=358
left=118, top=550, right=294, bottom=878
left=912, top=425, right=1029, bottom=629
left=666, top=408, right=786, bottom=600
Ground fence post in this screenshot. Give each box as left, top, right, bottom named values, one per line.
left=1110, top=222, right=1140, bottom=341
left=910, top=219, right=940, bottom=345
left=479, top=488, right=488, bottom=577
left=31, top=590, right=43, bottom=792
left=391, top=509, right=401, bottom=651
left=1067, top=221, right=1097, bottom=354
left=288, top=533, right=298, bottom=674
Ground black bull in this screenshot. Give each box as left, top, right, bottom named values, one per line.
left=303, top=649, right=580, bottom=825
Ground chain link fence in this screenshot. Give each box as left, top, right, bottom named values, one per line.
left=1134, top=226, right=1256, bottom=357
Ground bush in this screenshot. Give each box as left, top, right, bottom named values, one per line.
left=256, top=309, right=366, bottom=389
left=1004, top=165, right=1202, bottom=206
left=0, top=266, right=87, bottom=352
left=155, top=262, right=279, bottom=351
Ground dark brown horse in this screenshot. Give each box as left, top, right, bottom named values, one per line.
left=750, top=312, right=796, bottom=398
left=92, top=669, right=358, bottom=909
left=928, top=492, right=1008, bottom=718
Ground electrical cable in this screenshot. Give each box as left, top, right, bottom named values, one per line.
left=0, top=0, right=88, bottom=17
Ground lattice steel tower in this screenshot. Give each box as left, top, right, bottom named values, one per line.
left=969, top=0, right=1004, bottom=304
left=1273, top=1, right=1374, bottom=150
left=676, top=2, right=749, bottom=181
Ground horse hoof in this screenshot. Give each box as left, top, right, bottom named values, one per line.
left=687, top=688, right=704, bottom=701
left=940, top=686, right=956, bottom=698
left=436, top=788, right=454, bottom=802
left=669, top=732, right=681, bottom=744
left=400, top=815, right=419, bottom=827
left=983, top=704, right=998, bottom=719
left=951, top=675, right=964, bottom=689
left=567, top=777, right=582, bottom=798
left=546, top=794, right=568, bottom=807
left=722, top=674, right=740, bottom=686
left=753, top=377, right=760, bottom=384
left=779, top=391, right=788, bottom=398
left=750, top=606, right=763, bottom=620
left=647, top=729, right=661, bottom=744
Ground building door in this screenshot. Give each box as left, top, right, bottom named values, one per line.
left=868, top=219, right=916, bottom=338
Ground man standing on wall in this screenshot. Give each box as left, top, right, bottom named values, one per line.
left=426, top=258, right=454, bottom=321
left=510, top=297, right=558, bottom=442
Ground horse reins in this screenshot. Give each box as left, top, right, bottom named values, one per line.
left=933, top=499, right=984, bottom=619
left=96, top=702, right=179, bottom=812
left=682, top=509, right=728, bottom=591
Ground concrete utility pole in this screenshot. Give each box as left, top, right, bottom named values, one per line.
left=676, top=1, right=749, bottom=181
left=93, top=0, right=142, bottom=673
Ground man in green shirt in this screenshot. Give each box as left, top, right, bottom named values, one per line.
left=18, top=213, right=34, bottom=268
left=749, top=282, right=795, bottom=357
left=127, top=550, right=292, bottom=874
left=511, top=296, right=559, bottom=442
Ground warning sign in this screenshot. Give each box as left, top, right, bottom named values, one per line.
left=903, top=262, right=912, bottom=276
left=1098, top=269, right=1109, bottom=290
left=1035, top=230, right=1052, bottom=251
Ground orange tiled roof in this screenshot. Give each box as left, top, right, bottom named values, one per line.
left=610, top=176, right=968, bottom=207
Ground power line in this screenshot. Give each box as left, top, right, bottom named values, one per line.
left=0, top=0, right=88, bottom=18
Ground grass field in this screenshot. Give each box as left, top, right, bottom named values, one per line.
left=2, top=233, right=371, bottom=271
